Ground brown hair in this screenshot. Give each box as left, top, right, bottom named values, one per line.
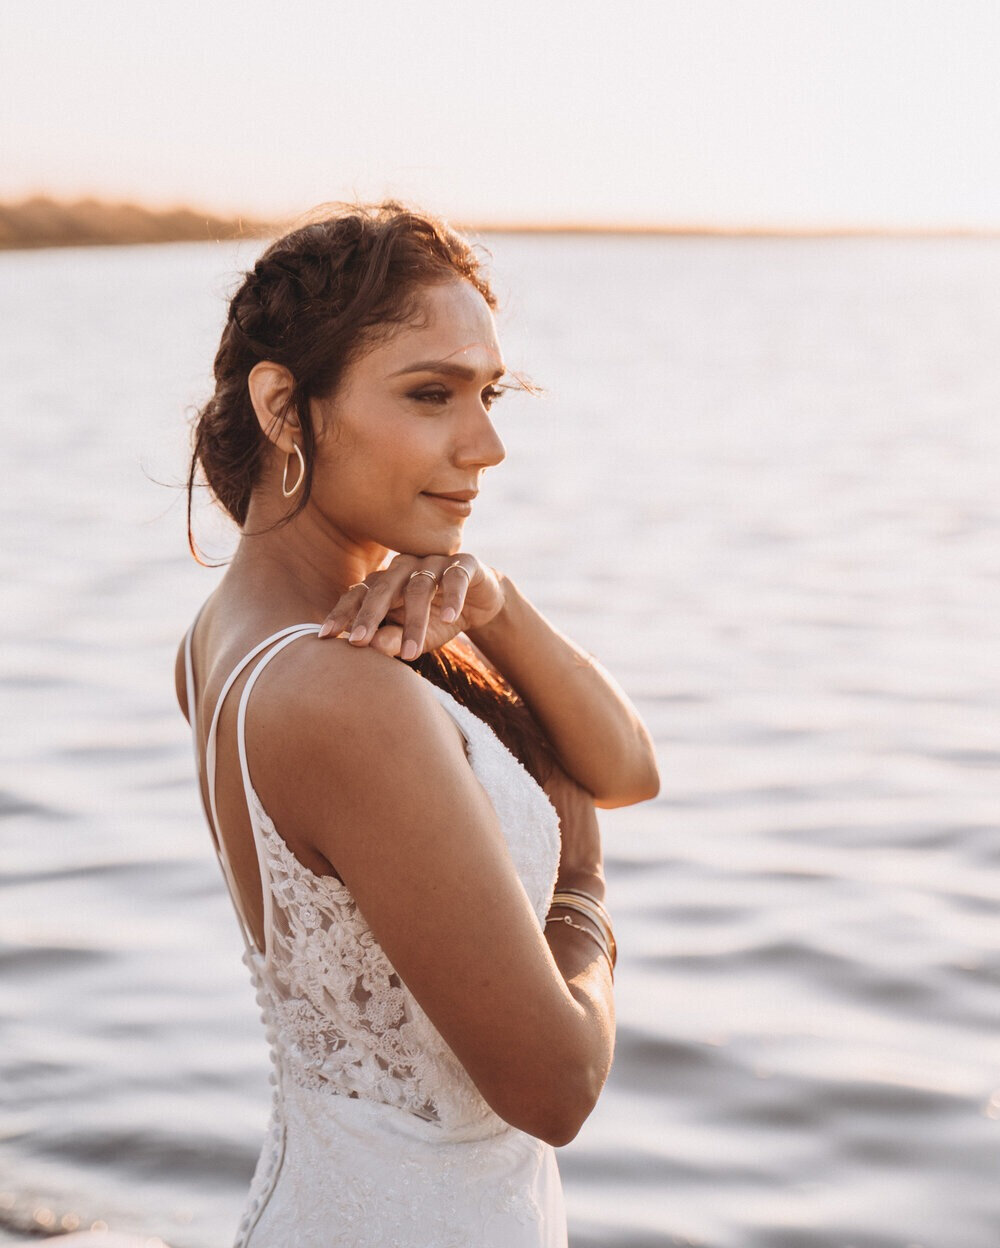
left=188, top=201, right=554, bottom=785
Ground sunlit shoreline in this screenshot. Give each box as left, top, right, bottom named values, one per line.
left=3, top=196, right=999, bottom=252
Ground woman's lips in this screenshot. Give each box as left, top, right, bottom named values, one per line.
left=422, top=492, right=475, bottom=516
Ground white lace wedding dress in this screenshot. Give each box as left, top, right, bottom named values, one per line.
left=183, top=623, right=567, bottom=1247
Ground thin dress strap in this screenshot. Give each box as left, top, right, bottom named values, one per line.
left=235, top=625, right=322, bottom=968
left=185, top=619, right=320, bottom=958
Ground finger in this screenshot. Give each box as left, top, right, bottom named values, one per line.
left=321, top=554, right=424, bottom=640
left=438, top=558, right=475, bottom=624
left=369, top=622, right=404, bottom=658
left=398, top=568, right=439, bottom=661
left=343, top=572, right=407, bottom=644
left=318, top=582, right=371, bottom=639
left=336, top=560, right=414, bottom=644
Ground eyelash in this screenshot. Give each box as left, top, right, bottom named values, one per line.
left=411, top=385, right=505, bottom=409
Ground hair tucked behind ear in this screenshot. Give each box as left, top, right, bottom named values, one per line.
left=188, top=201, right=554, bottom=786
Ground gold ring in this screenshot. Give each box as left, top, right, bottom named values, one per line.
left=445, top=561, right=471, bottom=582
left=408, top=569, right=438, bottom=586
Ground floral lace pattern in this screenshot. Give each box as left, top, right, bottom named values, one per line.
left=252, top=684, right=559, bottom=1129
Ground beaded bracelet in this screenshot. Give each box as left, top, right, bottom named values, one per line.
left=544, top=913, right=615, bottom=980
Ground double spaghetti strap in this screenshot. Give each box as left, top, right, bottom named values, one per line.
left=183, top=620, right=321, bottom=958
left=235, top=625, right=321, bottom=967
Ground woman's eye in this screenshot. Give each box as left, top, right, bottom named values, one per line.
left=410, top=385, right=505, bottom=409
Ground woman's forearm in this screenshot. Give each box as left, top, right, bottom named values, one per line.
left=466, top=575, right=660, bottom=807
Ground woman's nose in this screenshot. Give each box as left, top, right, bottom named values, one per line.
left=456, top=407, right=506, bottom=470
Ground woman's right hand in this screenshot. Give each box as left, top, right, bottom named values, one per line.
left=542, top=763, right=605, bottom=897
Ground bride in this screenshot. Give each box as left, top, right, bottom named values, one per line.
left=176, top=202, right=659, bottom=1247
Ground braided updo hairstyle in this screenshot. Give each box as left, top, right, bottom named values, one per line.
left=188, top=201, right=554, bottom=786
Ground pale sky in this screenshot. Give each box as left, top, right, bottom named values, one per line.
left=2, top=0, right=999, bottom=229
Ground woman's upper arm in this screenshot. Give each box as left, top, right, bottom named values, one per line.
left=175, top=639, right=190, bottom=721
left=245, top=643, right=594, bottom=1137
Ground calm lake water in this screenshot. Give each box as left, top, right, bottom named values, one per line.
left=1, top=233, right=998, bottom=1247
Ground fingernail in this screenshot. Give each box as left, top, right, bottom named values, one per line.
left=441, top=607, right=457, bottom=623
left=318, top=622, right=332, bottom=638
left=349, top=625, right=367, bottom=643
left=400, top=640, right=418, bottom=661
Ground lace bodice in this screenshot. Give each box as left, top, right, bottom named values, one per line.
left=253, top=682, right=560, bottom=1131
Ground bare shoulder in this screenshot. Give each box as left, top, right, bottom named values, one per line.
left=243, top=636, right=481, bottom=866
left=249, top=636, right=467, bottom=777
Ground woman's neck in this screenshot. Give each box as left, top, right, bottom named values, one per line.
left=226, top=500, right=388, bottom=624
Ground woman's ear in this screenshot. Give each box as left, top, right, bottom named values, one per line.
left=248, top=362, right=301, bottom=452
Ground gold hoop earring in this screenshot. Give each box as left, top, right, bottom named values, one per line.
left=282, top=444, right=306, bottom=498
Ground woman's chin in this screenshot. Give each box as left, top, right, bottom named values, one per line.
left=392, top=525, right=464, bottom=559
left=420, top=515, right=466, bottom=555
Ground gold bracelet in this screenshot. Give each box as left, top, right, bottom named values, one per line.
left=550, top=897, right=616, bottom=966
left=545, top=914, right=614, bottom=980
left=553, top=886, right=612, bottom=927
left=549, top=895, right=617, bottom=968
left=551, top=891, right=613, bottom=934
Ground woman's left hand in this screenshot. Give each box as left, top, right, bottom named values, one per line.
left=317, top=553, right=505, bottom=661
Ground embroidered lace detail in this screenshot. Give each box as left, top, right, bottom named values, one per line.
left=251, top=684, right=560, bottom=1131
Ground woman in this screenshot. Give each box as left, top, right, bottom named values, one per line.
left=176, top=202, right=659, bottom=1248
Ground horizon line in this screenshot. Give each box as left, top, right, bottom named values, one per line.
left=2, top=195, right=1000, bottom=245
left=458, top=220, right=1000, bottom=238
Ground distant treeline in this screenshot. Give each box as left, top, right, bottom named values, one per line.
left=2, top=198, right=988, bottom=249
left=0, top=196, right=273, bottom=250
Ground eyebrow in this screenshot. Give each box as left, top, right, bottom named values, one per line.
left=388, top=359, right=507, bottom=382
